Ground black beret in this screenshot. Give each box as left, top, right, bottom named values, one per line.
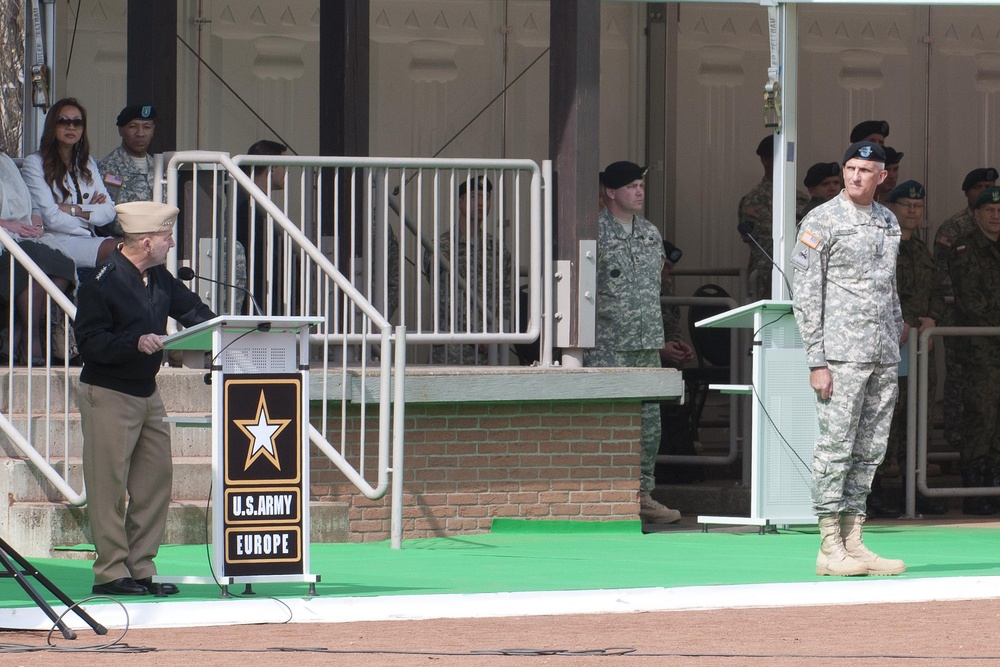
left=962, top=167, right=999, bottom=192
left=843, top=141, right=886, bottom=164
left=804, top=162, right=840, bottom=188
left=885, top=180, right=925, bottom=203
left=973, top=186, right=1000, bottom=209
left=116, top=104, right=157, bottom=127
left=457, top=176, right=492, bottom=197
left=756, top=135, right=773, bottom=157
left=883, top=146, right=904, bottom=165
left=849, top=119, right=889, bottom=143
left=600, top=161, right=647, bottom=189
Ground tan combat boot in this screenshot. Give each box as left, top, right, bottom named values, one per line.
left=841, top=514, right=906, bottom=575
left=639, top=492, right=681, bottom=524
left=816, top=515, right=868, bottom=576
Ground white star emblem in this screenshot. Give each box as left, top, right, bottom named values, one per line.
left=235, top=392, right=290, bottom=471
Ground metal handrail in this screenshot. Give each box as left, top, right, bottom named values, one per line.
left=913, top=326, right=1000, bottom=516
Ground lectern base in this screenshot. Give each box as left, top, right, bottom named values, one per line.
left=698, top=515, right=816, bottom=535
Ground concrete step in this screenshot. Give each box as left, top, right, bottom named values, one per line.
left=4, top=500, right=350, bottom=560
left=0, top=415, right=214, bottom=460
left=0, top=367, right=213, bottom=413
left=4, top=457, right=215, bottom=503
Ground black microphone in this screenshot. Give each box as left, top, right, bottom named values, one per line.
left=737, top=222, right=794, bottom=299
left=177, top=266, right=263, bottom=316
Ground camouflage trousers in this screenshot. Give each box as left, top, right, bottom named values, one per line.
left=942, top=338, right=965, bottom=451
left=960, top=362, right=1000, bottom=469
left=811, top=361, right=898, bottom=517
left=584, top=347, right=661, bottom=493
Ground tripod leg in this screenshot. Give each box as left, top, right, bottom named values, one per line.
left=0, top=538, right=107, bottom=637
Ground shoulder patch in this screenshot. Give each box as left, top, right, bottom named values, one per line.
left=103, top=173, right=123, bottom=188
left=790, top=244, right=810, bottom=271
left=799, top=230, right=821, bottom=249
left=955, top=245, right=967, bottom=255
left=936, top=235, right=952, bottom=248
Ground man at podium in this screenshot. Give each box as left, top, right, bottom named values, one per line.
left=791, top=141, right=906, bottom=577
left=74, top=201, right=215, bottom=596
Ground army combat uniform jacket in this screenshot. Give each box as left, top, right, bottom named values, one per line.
left=791, top=192, right=904, bottom=368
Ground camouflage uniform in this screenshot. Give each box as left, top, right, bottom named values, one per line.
left=933, top=207, right=976, bottom=452
left=98, top=145, right=154, bottom=238
left=947, top=227, right=1000, bottom=469
left=738, top=179, right=811, bottom=299
left=585, top=208, right=665, bottom=493
left=791, top=193, right=904, bottom=517
left=660, top=272, right=682, bottom=343
left=886, top=235, right=943, bottom=472
left=424, top=229, right=512, bottom=365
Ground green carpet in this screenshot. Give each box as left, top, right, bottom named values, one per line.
left=2, top=520, right=998, bottom=608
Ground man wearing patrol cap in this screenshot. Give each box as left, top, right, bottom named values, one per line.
left=947, top=185, right=1000, bottom=515
left=849, top=119, right=890, bottom=146
left=791, top=141, right=907, bottom=577
left=74, top=201, right=215, bottom=597
left=588, top=160, right=680, bottom=525
left=933, top=166, right=999, bottom=485
left=98, top=105, right=158, bottom=237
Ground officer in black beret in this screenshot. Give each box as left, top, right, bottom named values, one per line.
left=876, top=146, right=904, bottom=203
left=849, top=119, right=890, bottom=145
left=98, top=104, right=158, bottom=237
left=803, top=162, right=842, bottom=215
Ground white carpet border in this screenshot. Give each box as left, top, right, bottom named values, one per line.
left=2, top=576, right=999, bottom=631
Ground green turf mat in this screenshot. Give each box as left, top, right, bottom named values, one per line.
left=489, top=518, right=642, bottom=534
left=1, top=524, right=997, bottom=609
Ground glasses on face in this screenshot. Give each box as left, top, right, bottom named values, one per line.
left=56, top=117, right=84, bottom=129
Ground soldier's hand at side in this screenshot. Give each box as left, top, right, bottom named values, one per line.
left=137, top=333, right=164, bottom=355
left=810, top=367, right=833, bottom=400
left=899, top=322, right=910, bottom=347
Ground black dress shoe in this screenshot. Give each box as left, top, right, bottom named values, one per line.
left=135, top=577, right=179, bottom=596
left=92, top=577, right=149, bottom=596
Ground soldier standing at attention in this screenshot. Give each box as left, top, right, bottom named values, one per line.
left=587, top=161, right=680, bottom=525
left=947, top=186, right=1000, bottom=515
left=99, top=105, right=157, bottom=237
left=791, top=141, right=906, bottom=577
left=933, top=167, right=998, bottom=483
left=879, top=180, right=948, bottom=516
left=738, top=135, right=809, bottom=299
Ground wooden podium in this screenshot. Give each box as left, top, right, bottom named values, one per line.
left=695, top=301, right=817, bottom=531
left=161, top=315, right=323, bottom=595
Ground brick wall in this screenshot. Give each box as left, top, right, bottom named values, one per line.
left=310, top=400, right=643, bottom=542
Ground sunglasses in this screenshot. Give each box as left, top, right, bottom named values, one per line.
left=56, top=117, right=85, bottom=129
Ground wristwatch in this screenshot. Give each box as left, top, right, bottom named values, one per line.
left=70, top=205, right=77, bottom=217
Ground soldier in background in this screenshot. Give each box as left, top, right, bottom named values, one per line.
left=802, top=162, right=842, bottom=216
left=98, top=105, right=157, bottom=238
left=738, top=135, right=809, bottom=299
left=425, top=176, right=511, bottom=365
left=947, top=186, right=1000, bottom=515
left=849, top=119, right=890, bottom=146
left=934, top=167, right=999, bottom=467
left=875, top=147, right=903, bottom=203
left=792, top=141, right=906, bottom=577
left=877, top=181, right=948, bottom=516
left=588, top=160, right=680, bottom=524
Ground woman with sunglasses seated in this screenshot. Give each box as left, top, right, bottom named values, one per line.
left=21, top=98, right=118, bottom=269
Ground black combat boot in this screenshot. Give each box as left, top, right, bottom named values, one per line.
left=961, top=467, right=995, bottom=516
